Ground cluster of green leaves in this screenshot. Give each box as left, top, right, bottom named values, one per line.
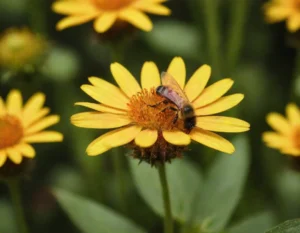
left=53, top=135, right=297, bottom=233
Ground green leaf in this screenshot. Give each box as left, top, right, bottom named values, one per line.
left=129, top=158, right=203, bottom=222
left=227, top=212, right=276, bottom=233
left=53, top=188, right=146, bottom=233
left=194, top=135, right=250, bottom=232
left=265, top=219, right=300, bottom=233
left=144, top=20, right=202, bottom=60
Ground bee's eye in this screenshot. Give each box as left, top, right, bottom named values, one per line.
left=183, top=105, right=193, bottom=114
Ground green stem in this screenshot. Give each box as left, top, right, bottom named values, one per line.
left=226, top=0, right=250, bottom=74
left=7, top=179, right=29, bottom=233
left=202, top=0, right=222, bottom=78
left=291, top=48, right=300, bottom=100
left=158, top=163, right=173, bottom=233
left=28, top=0, right=48, bottom=35
left=112, top=149, right=127, bottom=214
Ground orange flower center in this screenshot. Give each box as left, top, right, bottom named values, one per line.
left=291, top=0, right=300, bottom=9
left=91, top=0, right=135, bottom=10
left=292, top=126, right=300, bottom=149
left=0, top=115, right=23, bottom=149
left=127, top=88, right=185, bottom=131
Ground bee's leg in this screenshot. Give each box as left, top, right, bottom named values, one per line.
left=160, top=106, right=177, bottom=113
left=172, top=113, right=178, bottom=124
left=147, top=99, right=169, bottom=108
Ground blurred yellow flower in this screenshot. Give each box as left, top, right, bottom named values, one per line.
left=0, top=90, right=63, bottom=167
left=71, top=57, right=249, bottom=162
left=263, top=103, right=300, bottom=156
left=264, top=0, right=300, bottom=32
left=52, top=0, right=171, bottom=33
left=0, top=28, right=46, bottom=69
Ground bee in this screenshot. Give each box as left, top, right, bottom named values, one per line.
left=156, top=72, right=196, bottom=132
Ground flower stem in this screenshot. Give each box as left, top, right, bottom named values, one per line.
left=158, top=163, right=173, bottom=233
left=112, top=148, right=127, bottom=214
left=226, top=0, right=250, bottom=74
left=291, top=48, right=300, bottom=100
left=7, top=178, right=29, bottom=233
left=202, top=0, right=222, bottom=78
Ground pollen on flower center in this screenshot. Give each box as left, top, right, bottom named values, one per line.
left=127, top=88, right=183, bottom=131
left=291, top=0, right=300, bottom=9
left=292, top=126, right=300, bottom=149
left=0, top=115, right=24, bottom=149
left=92, top=0, right=135, bottom=10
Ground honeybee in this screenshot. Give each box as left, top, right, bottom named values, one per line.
left=156, top=72, right=196, bottom=132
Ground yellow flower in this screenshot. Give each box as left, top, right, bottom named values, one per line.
left=264, top=0, right=300, bottom=32
left=71, top=57, right=250, bottom=161
left=0, top=28, right=46, bottom=69
left=52, top=0, right=171, bottom=33
left=263, top=103, right=300, bottom=156
left=0, top=90, right=63, bottom=167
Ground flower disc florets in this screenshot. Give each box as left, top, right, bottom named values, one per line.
left=128, top=88, right=183, bottom=131
left=127, top=88, right=187, bottom=164
left=0, top=115, right=23, bottom=149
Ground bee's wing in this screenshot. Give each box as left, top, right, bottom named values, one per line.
left=161, top=72, right=189, bottom=102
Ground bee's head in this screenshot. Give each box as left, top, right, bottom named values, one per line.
left=181, top=104, right=195, bottom=118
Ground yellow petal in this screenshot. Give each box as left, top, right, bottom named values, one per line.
left=71, top=112, right=131, bottom=129
left=24, top=131, right=63, bottom=143
left=86, top=125, right=142, bottom=156
left=262, top=132, right=290, bottom=148
left=110, top=63, right=141, bottom=98
left=193, top=78, right=234, bottom=108
left=52, top=1, right=99, bottom=15
left=280, top=147, right=300, bottom=156
left=75, top=102, right=127, bottom=114
left=151, top=0, right=168, bottom=2
left=56, top=14, right=98, bottom=31
left=26, top=115, right=60, bottom=134
left=167, top=57, right=186, bottom=89
left=266, top=113, right=291, bottom=134
left=135, top=2, right=171, bottom=15
left=135, top=129, right=158, bottom=147
left=7, top=148, right=22, bottom=164
left=119, top=8, right=153, bottom=31
left=0, top=150, right=7, bottom=167
left=81, top=76, right=129, bottom=109
left=6, top=89, right=22, bottom=115
left=196, top=116, right=250, bottom=132
left=16, top=144, right=36, bottom=158
left=190, top=128, right=235, bottom=154
left=0, top=97, right=6, bottom=116
left=94, top=12, right=117, bottom=33
left=195, top=94, right=244, bottom=116
left=23, top=92, right=45, bottom=122
left=286, top=103, right=300, bottom=126
left=162, top=130, right=191, bottom=145
left=184, top=65, right=211, bottom=102
left=141, top=62, right=161, bottom=89
left=23, top=108, right=50, bottom=127
left=287, top=13, right=300, bottom=32
left=264, top=5, right=291, bottom=23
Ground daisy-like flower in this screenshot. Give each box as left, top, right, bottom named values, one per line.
left=52, top=0, right=171, bottom=33
left=0, top=28, right=46, bottom=70
left=264, top=0, right=300, bottom=32
left=0, top=90, right=63, bottom=168
left=71, top=57, right=250, bottom=163
left=263, top=103, right=300, bottom=156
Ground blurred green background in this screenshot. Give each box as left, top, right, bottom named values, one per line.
left=1, top=0, right=300, bottom=233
